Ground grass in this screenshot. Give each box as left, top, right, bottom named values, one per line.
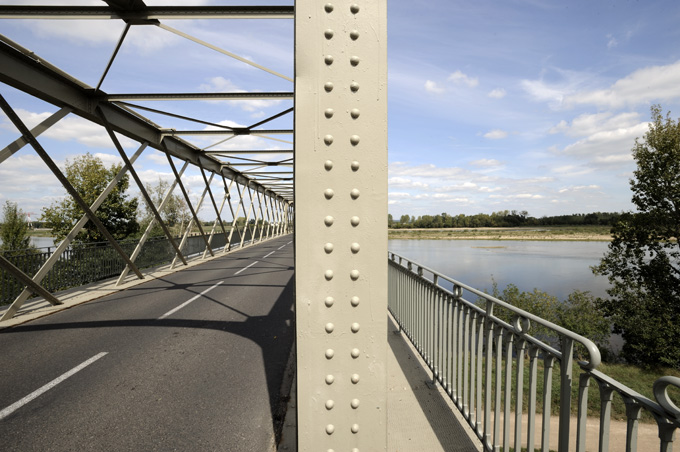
left=473, top=353, right=680, bottom=423
left=388, top=225, right=613, bottom=241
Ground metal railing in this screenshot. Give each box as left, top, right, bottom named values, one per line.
left=388, top=251, right=680, bottom=452
left=0, top=228, right=255, bottom=305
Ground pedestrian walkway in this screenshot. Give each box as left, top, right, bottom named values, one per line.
left=278, top=315, right=483, bottom=452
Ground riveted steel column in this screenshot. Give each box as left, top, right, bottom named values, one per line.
left=295, top=1, right=388, bottom=450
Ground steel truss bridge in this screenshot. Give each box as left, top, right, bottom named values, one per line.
left=1, top=3, right=679, bottom=452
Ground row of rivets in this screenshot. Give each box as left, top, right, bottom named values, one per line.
left=325, top=323, right=360, bottom=333
left=324, top=348, right=361, bottom=358
left=323, top=296, right=361, bottom=308
left=321, top=2, right=365, bottom=445
left=324, top=160, right=360, bottom=172
left=324, top=373, right=360, bottom=384
left=325, top=399, right=360, bottom=410
left=323, top=81, right=361, bottom=93
left=323, top=135, right=361, bottom=146
left=324, top=3, right=360, bottom=14
left=325, top=29, right=360, bottom=41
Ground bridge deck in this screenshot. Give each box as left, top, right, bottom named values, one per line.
left=0, top=237, right=295, bottom=451
left=0, top=237, right=485, bottom=451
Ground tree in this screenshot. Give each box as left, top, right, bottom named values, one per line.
left=388, top=213, right=394, bottom=227
left=1, top=201, right=34, bottom=255
left=41, top=153, right=139, bottom=243
left=139, top=178, right=190, bottom=237
left=593, top=105, right=680, bottom=368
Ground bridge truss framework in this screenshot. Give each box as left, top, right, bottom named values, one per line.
left=0, top=1, right=387, bottom=451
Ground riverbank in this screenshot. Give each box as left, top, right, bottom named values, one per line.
left=388, top=225, right=613, bottom=241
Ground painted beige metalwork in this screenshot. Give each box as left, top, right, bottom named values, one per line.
left=295, top=1, right=388, bottom=450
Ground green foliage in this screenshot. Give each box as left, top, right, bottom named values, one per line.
left=484, top=283, right=611, bottom=360
left=593, top=105, right=680, bottom=369
left=138, top=178, right=190, bottom=237
left=389, top=210, right=621, bottom=229
left=41, top=153, right=139, bottom=243
left=0, top=201, right=35, bottom=255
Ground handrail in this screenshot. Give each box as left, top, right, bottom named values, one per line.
left=388, top=251, right=680, bottom=452
left=389, top=251, right=601, bottom=370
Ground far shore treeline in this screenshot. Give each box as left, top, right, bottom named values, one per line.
left=388, top=210, right=622, bottom=229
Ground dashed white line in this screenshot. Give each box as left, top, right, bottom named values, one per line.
left=0, top=352, right=108, bottom=421
left=263, top=251, right=276, bottom=258
left=158, top=281, right=224, bottom=320
left=277, top=244, right=286, bottom=250
left=234, top=260, right=259, bottom=276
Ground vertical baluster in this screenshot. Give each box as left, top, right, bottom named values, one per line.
left=526, top=346, right=539, bottom=452
left=514, top=336, right=526, bottom=452
left=542, top=355, right=556, bottom=452
left=623, top=397, right=642, bottom=452
left=434, top=281, right=441, bottom=383
left=503, top=333, right=514, bottom=452
left=559, top=337, right=575, bottom=452
left=483, top=302, right=495, bottom=450
left=469, top=310, right=477, bottom=425
left=597, top=382, right=614, bottom=452
left=450, top=294, right=458, bottom=400
left=476, top=311, right=484, bottom=436
left=463, top=305, right=470, bottom=419
left=456, top=293, right=463, bottom=407
left=576, top=373, right=590, bottom=452
left=445, top=293, right=451, bottom=394
left=493, top=328, right=504, bottom=452
left=657, top=420, right=676, bottom=452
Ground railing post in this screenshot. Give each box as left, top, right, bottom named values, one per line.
left=559, top=337, right=575, bottom=452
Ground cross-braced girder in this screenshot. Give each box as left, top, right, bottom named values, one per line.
left=0, top=0, right=294, bottom=319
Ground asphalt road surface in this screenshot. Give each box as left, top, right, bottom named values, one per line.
left=0, top=235, right=295, bottom=452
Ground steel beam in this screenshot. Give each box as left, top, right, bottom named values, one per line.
left=164, top=147, right=213, bottom=257
left=0, top=38, right=286, bottom=203
left=102, top=92, right=293, bottom=101
left=295, top=0, right=388, bottom=449
left=0, top=5, right=295, bottom=20
left=97, top=107, right=188, bottom=267
left=0, top=255, right=61, bottom=307
left=3, top=144, right=146, bottom=320
left=116, top=161, right=189, bottom=286
left=0, top=94, right=144, bottom=280
left=0, top=107, right=71, bottom=164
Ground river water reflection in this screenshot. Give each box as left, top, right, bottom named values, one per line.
left=389, top=239, right=612, bottom=301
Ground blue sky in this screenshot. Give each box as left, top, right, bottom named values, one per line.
left=1, top=0, right=680, bottom=222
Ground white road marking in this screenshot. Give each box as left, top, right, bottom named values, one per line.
left=263, top=251, right=275, bottom=258
left=277, top=244, right=286, bottom=250
left=234, top=260, right=258, bottom=276
left=0, top=352, right=108, bottom=421
left=158, top=281, right=224, bottom=320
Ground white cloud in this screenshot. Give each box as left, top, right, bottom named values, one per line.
left=488, top=88, right=506, bottom=99
left=389, top=162, right=469, bottom=180
left=559, top=122, right=647, bottom=163
left=558, top=185, right=600, bottom=193
left=1, top=109, right=135, bottom=149
left=388, top=177, right=430, bottom=189
left=25, top=18, right=182, bottom=54
left=606, top=34, right=618, bottom=49
left=448, top=70, right=479, bottom=88
left=549, top=112, right=642, bottom=137
left=434, top=182, right=477, bottom=192
left=424, top=80, right=445, bottom=93
left=200, top=77, right=284, bottom=112
left=469, top=158, right=503, bottom=168
left=484, top=129, right=508, bottom=139
left=565, top=60, right=680, bottom=108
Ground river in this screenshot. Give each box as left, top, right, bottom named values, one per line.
left=388, top=239, right=612, bottom=301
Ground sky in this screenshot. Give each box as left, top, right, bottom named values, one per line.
left=1, top=0, right=680, bottom=222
